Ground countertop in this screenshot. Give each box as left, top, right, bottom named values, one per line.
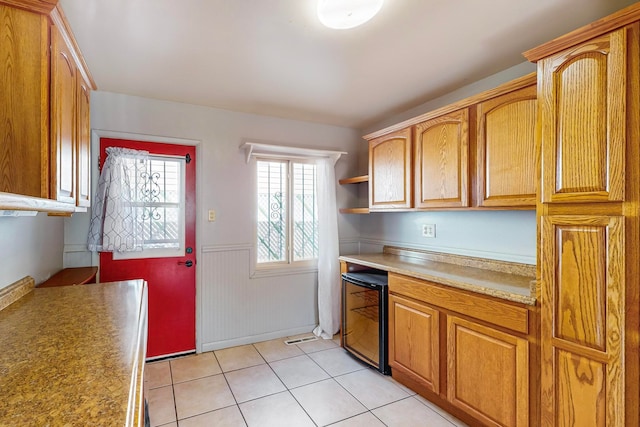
left=339, top=247, right=536, bottom=305
left=0, top=279, right=147, bottom=426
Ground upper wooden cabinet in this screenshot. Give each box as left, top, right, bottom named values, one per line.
left=368, top=128, right=413, bottom=210
left=476, top=85, right=537, bottom=207
left=0, top=2, right=95, bottom=212
left=363, top=74, right=537, bottom=212
left=536, top=28, right=626, bottom=204
left=414, top=108, right=469, bottom=208
left=50, top=22, right=77, bottom=205
left=77, top=76, right=92, bottom=208
left=0, top=5, right=49, bottom=199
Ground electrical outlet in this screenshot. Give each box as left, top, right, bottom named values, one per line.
left=208, top=210, right=216, bottom=222
left=422, top=224, right=436, bottom=238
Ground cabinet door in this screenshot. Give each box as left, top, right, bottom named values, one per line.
left=0, top=6, right=49, bottom=198
left=476, top=85, right=536, bottom=207
left=389, top=294, right=439, bottom=393
left=539, top=28, right=626, bottom=203
left=540, top=215, right=624, bottom=427
left=414, top=108, right=469, bottom=208
left=368, top=128, right=413, bottom=210
left=447, top=315, right=529, bottom=427
left=76, top=77, right=91, bottom=207
left=50, top=24, right=76, bottom=204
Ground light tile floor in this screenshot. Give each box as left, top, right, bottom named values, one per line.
left=145, top=334, right=468, bottom=427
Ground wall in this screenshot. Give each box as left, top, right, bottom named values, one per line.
left=64, top=92, right=362, bottom=351
left=0, top=214, right=64, bottom=290
left=358, top=62, right=538, bottom=265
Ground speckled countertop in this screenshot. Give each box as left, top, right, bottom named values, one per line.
left=0, top=280, right=146, bottom=426
left=340, top=247, right=537, bottom=305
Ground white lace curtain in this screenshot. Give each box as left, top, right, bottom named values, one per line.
left=313, top=156, right=341, bottom=339
left=87, top=147, right=149, bottom=252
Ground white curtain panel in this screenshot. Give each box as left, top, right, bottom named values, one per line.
left=313, top=157, right=341, bottom=339
left=87, top=147, right=149, bottom=252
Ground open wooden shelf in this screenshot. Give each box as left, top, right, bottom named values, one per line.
left=338, top=175, right=368, bottom=185
left=338, top=175, right=369, bottom=214
left=339, top=207, right=370, bottom=214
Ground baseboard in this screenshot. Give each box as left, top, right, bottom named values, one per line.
left=200, top=324, right=317, bottom=352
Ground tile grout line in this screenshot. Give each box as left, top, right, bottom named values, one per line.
left=210, top=349, right=251, bottom=427
left=260, top=346, right=320, bottom=427
left=217, top=357, right=246, bottom=425
left=168, top=361, right=178, bottom=426
left=153, top=338, right=463, bottom=427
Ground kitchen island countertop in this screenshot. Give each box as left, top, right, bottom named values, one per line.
left=0, top=278, right=147, bottom=426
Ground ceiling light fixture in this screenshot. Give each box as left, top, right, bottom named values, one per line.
left=317, top=0, right=384, bottom=30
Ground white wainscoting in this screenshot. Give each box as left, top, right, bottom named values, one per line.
left=63, top=244, right=94, bottom=269
left=199, top=244, right=319, bottom=352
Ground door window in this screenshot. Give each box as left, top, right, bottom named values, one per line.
left=114, top=155, right=186, bottom=260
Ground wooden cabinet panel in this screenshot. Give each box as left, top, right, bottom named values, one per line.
left=50, top=23, right=76, bottom=204
left=76, top=77, right=91, bottom=207
left=555, top=349, right=606, bottom=427
left=541, top=215, right=624, bottom=426
left=388, top=294, right=439, bottom=393
left=477, top=85, right=536, bottom=207
left=369, top=128, right=412, bottom=210
left=414, top=108, right=469, bottom=208
left=389, top=273, right=529, bottom=334
left=539, top=29, right=626, bottom=203
left=447, top=315, right=529, bottom=427
left=0, top=5, right=49, bottom=198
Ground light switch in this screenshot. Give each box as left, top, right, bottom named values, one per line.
left=208, top=210, right=216, bottom=222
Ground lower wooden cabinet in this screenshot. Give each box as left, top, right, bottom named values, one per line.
left=447, top=315, right=529, bottom=427
left=388, top=272, right=536, bottom=427
left=388, top=294, right=440, bottom=393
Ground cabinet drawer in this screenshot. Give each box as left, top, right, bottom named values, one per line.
left=389, top=273, right=528, bottom=334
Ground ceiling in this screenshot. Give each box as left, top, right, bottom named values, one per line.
left=59, top=0, right=636, bottom=129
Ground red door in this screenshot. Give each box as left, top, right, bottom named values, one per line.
left=99, top=138, right=196, bottom=358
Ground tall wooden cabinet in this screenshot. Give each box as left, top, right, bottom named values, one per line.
left=524, top=6, right=640, bottom=426
left=538, top=29, right=626, bottom=204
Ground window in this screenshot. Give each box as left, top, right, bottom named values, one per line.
left=256, top=158, right=318, bottom=265
left=114, top=155, right=186, bottom=260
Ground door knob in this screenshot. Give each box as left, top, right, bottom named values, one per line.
left=178, top=260, right=194, bottom=267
